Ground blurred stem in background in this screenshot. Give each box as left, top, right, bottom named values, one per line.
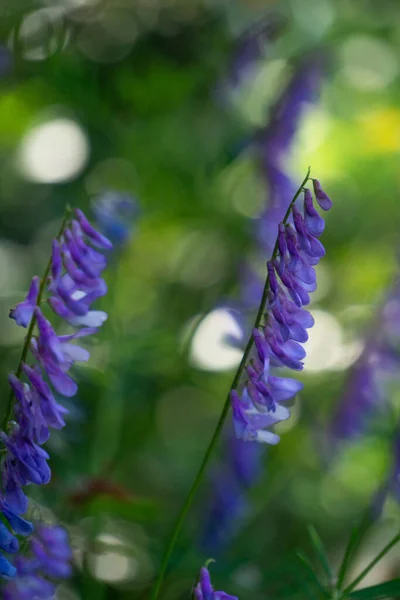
left=150, top=169, right=311, bottom=600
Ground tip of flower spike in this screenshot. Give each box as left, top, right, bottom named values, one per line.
left=312, top=179, right=332, bottom=211
left=74, top=208, right=113, bottom=250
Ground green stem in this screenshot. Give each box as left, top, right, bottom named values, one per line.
left=1, top=208, right=72, bottom=430
left=343, top=531, right=400, bottom=595
left=149, top=167, right=311, bottom=600
left=336, top=510, right=374, bottom=591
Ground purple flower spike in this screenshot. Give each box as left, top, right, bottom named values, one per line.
left=303, top=189, right=325, bottom=236
left=230, top=175, right=331, bottom=446
left=2, top=205, right=118, bottom=579
left=9, top=277, right=40, bottom=328
left=312, top=179, right=332, bottom=211
left=194, top=566, right=238, bottom=600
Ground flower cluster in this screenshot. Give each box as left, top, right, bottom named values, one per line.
left=3, top=524, right=72, bottom=600
left=202, top=55, right=325, bottom=554
left=231, top=180, right=332, bottom=444
left=0, top=208, right=111, bottom=578
left=194, top=566, right=238, bottom=600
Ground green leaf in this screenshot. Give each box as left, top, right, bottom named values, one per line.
left=348, top=579, right=400, bottom=600
left=337, top=512, right=375, bottom=589
left=308, top=525, right=333, bottom=581
left=296, top=551, right=329, bottom=598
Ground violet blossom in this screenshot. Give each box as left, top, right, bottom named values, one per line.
left=3, top=524, right=72, bottom=600
left=194, top=566, right=238, bottom=600
left=202, top=53, right=325, bottom=554
left=231, top=181, right=332, bottom=444
left=0, top=208, right=111, bottom=579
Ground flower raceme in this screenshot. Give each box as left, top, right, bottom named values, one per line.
left=201, top=58, right=325, bottom=555
left=231, top=178, right=332, bottom=445
left=0, top=208, right=111, bottom=579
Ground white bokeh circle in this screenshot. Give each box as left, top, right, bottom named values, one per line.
left=18, top=118, right=89, bottom=183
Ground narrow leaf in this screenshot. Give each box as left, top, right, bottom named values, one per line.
left=308, top=525, right=333, bottom=581
left=337, top=512, right=375, bottom=590
left=296, top=551, right=329, bottom=598
left=344, top=532, right=400, bottom=595
left=349, top=579, right=400, bottom=600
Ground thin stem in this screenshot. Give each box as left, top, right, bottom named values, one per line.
left=343, top=531, right=400, bottom=595
left=1, top=209, right=72, bottom=430
left=149, top=167, right=311, bottom=600
left=296, top=551, right=329, bottom=598
left=336, top=510, right=374, bottom=591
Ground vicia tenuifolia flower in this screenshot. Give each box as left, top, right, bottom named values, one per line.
left=202, top=55, right=326, bottom=555
left=231, top=175, right=332, bottom=444
left=3, top=523, right=72, bottom=599
left=194, top=565, right=238, bottom=600
left=0, top=207, right=111, bottom=579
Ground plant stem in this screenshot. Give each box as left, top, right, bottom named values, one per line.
left=336, top=509, right=375, bottom=591
left=343, top=531, right=400, bottom=595
left=1, top=209, right=71, bottom=430
left=149, top=167, right=310, bottom=600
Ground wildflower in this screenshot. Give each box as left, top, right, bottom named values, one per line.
left=231, top=182, right=331, bottom=444
left=202, top=54, right=325, bottom=554
left=9, top=277, right=40, bottom=328
left=0, top=208, right=111, bottom=578
left=3, top=523, right=72, bottom=599
left=194, top=566, right=238, bottom=600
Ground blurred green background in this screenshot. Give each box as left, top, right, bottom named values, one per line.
left=1, top=0, right=400, bottom=598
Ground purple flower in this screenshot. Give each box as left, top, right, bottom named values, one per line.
left=2, top=524, right=72, bottom=599
left=9, top=277, right=40, bottom=328
left=312, top=179, right=332, bottom=211
left=231, top=180, right=331, bottom=444
left=202, top=55, right=325, bottom=555
left=194, top=566, right=238, bottom=600
left=2, top=208, right=111, bottom=578
left=0, top=557, right=17, bottom=581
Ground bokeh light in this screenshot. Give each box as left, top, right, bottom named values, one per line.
left=18, top=118, right=89, bottom=183
left=190, top=309, right=243, bottom=371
